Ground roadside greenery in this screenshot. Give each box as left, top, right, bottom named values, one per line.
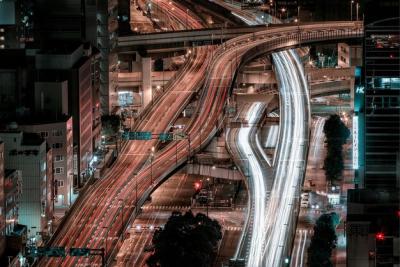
left=147, top=211, right=222, bottom=267
left=308, top=212, right=339, bottom=267
left=101, top=114, right=121, bottom=137
left=323, top=114, right=350, bottom=184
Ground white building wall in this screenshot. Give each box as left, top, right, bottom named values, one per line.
left=0, top=132, right=48, bottom=233
left=19, top=118, right=73, bottom=207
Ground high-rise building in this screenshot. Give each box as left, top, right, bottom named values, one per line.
left=4, top=169, right=22, bottom=235
left=97, top=0, right=119, bottom=114
left=347, top=1, right=400, bottom=266
left=19, top=116, right=74, bottom=208
left=34, top=43, right=97, bottom=185
left=34, top=0, right=119, bottom=115
left=0, top=131, right=53, bottom=241
left=360, top=15, right=400, bottom=189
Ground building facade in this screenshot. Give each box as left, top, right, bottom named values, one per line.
left=348, top=1, right=400, bottom=266
left=19, top=117, right=73, bottom=208
left=35, top=44, right=97, bottom=185
left=4, top=169, right=21, bottom=235
left=0, top=131, right=53, bottom=239
left=98, top=0, right=119, bottom=114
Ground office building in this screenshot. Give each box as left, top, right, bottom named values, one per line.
left=19, top=116, right=74, bottom=208
left=347, top=1, right=400, bottom=266
left=0, top=131, right=53, bottom=239
left=34, top=0, right=119, bottom=115
left=4, top=169, right=21, bottom=235
left=35, top=43, right=97, bottom=185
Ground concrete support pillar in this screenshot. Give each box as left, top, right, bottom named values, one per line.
left=142, top=57, right=152, bottom=109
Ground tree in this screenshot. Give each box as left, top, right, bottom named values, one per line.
left=323, top=114, right=350, bottom=145
left=308, top=213, right=338, bottom=267
left=101, top=115, right=121, bottom=137
left=101, top=115, right=121, bottom=154
left=323, top=146, right=344, bottom=184
left=323, top=114, right=350, bottom=183
left=147, top=211, right=222, bottom=267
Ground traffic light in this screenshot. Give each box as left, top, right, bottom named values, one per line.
left=194, top=181, right=202, bottom=191
left=70, top=248, right=91, bottom=256
left=375, top=232, right=385, bottom=241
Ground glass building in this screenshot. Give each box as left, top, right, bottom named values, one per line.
left=347, top=1, right=399, bottom=266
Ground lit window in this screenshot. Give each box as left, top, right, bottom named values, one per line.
left=55, top=155, right=64, bottom=162
left=55, top=167, right=64, bottom=174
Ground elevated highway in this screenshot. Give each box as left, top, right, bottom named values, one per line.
left=41, top=21, right=363, bottom=267
left=118, top=21, right=362, bottom=53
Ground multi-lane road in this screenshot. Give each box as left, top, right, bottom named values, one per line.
left=41, top=9, right=362, bottom=266
left=41, top=1, right=210, bottom=266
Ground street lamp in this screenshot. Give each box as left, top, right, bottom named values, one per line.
left=134, top=173, right=138, bottom=214
left=102, top=226, right=108, bottom=261
left=150, top=152, right=154, bottom=184
left=280, top=8, right=287, bottom=20
left=185, top=8, right=189, bottom=30
left=356, top=2, right=359, bottom=21
left=350, top=0, right=354, bottom=21
left=119, top=198, right=125, bottom=240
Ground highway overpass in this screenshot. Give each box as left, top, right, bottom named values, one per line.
left=117, top=21, right=362, bottom=53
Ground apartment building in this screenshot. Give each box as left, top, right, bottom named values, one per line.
left=0, top=131, right=53, bottom=240
left=19, top=116, right=73, bottom=208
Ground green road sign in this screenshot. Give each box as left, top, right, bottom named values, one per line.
left=122, top=131, right=152, bottom=140
left=46, top=247, right=66, bottom=257
left=159, top=133, right=173, bottom=141
left=70, top=248, right=91, bottom=256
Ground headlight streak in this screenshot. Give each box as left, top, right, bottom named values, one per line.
left=237, top=102, right=268, bottom=267
left=255, top=132, right=271, bottom=167
left=265, top=125, right=279, bottom=149
left=261, top=49, right=310, bottom=266
left=311, top=117, right=325, bottom=161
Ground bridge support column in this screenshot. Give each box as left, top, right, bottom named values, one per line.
left=142, top=57, right=152, bottom=109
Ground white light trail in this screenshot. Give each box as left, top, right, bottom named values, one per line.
left=265, top=125, right=279, bottom=148
left=311, top=117, right=326, bottom=161
left=261, top=49, right=310, bottom=266
left=237, top=102, right=268, bottom=267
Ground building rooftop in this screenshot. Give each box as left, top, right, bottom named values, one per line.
left=38, top=41, right=83, bottom=55
left=17, top=114, right=71, bottom=125
left=22, top=132, right=44, bottom=146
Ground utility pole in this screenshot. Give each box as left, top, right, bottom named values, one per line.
left=102, top=226, right=108, bottom=264
left=356, top=2, right=359, bottom=21
left=350, top=0, right=354, bottom=21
